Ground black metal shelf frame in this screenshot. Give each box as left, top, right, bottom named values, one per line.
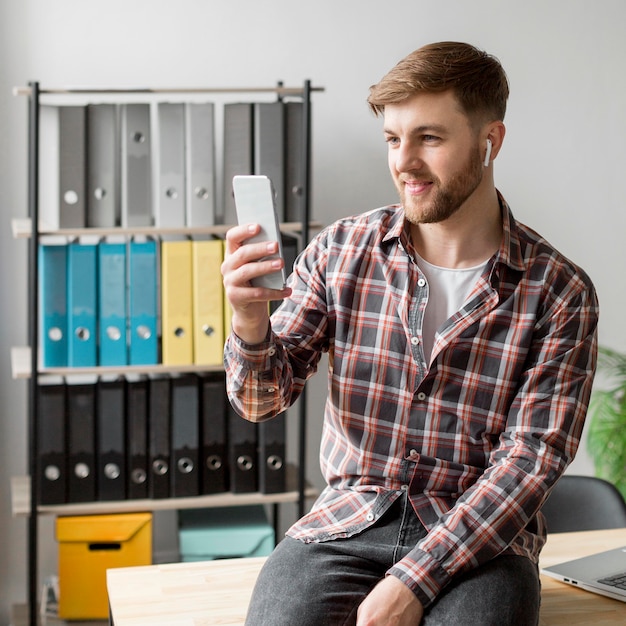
left=21, top=79, right=321, bottom=626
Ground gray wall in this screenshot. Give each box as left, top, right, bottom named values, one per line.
left=2, top=0, right=625, bottom=620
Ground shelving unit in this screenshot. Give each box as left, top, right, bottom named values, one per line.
left=13, top=80, right=323, bottom=626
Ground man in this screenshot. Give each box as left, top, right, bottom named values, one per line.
left=222, top=41, right=599, bottom=625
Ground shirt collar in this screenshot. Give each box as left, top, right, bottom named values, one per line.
left=381, top=192, right=526, bottom=273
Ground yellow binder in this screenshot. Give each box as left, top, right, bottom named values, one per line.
left=192, top=239, right=224, bottom=365
left=222, top=239, right=233, bottom=340
left=161, top=240, right=193, bottom=364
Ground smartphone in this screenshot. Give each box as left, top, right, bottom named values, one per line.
left=232, top=174, right=286, bottom=290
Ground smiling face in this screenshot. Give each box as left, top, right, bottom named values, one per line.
left=384, top=90, right=486, bottom=225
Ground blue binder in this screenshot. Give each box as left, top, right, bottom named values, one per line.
left=129, top=240, right=158, bottom=365
left=98, top=241, right=127, bottom=365
left=67, top=242, right=97, bottom=367
left=39, top=243, right=68, bottom=367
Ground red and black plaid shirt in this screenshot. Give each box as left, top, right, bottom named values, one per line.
left=224, top=193, right=598, bottom=607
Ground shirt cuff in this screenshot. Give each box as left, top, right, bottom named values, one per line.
left=387, top=549, right=451, bottom=608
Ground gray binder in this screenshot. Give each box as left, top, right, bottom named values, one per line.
left=254, top=102, right=285, bottom=220
left=121, top=103, right=153, bottom=227
left=285, top=101, right=305, bottom=223
left=185, top=102, right=216, bottom=226
left=87, top=103, right=119, bottom=227
left=156, top=102, right=186, bottom=227
left=59, top=106, right=87, bottom=227
left=39, top=105, right=87, bottom=228
left=222, top=102, right=254, bottom=225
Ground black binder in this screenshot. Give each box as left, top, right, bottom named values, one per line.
left=258, top=412, right=287, bottom=494
left=126, top=376, right=149, bottom=499
left=37, top=381, right=67, bottom=505
left=67, top=381, right=96, bottom=502
left=148, top=376, right=171, bottom=499
left=228, top=404, right=258, bottom=493
left=199, top=373, right=228, bottom=494
left=171, top=375, right=200, bottom=498
left=96, top=377, right=126, bottom=501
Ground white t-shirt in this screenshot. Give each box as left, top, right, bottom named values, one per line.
left=416, top=253, right=488, bottom=362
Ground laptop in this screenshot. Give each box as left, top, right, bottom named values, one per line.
left=541, top=545, right=626, bottom=602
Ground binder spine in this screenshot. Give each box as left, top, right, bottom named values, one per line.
left=185, top=102, right=216, bottom=226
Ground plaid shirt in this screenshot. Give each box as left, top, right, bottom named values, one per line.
left=224, top=194, right=599, bottom=607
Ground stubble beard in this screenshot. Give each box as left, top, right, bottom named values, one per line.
left=399, top=145, right=485, bottom=225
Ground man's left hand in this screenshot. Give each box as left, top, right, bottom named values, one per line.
left=356, top=575, right=424, bottom=626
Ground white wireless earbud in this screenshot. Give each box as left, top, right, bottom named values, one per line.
left=484, top=139, right=493, bottom=167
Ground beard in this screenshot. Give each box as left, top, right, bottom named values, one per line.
left=398, top=144, right=484, bottom=225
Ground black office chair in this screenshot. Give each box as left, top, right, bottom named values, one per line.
left=540, top=474, right=626, bottom=533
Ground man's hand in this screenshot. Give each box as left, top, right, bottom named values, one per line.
left=356, top=576, right=424, bottom=626
left=221, top=223, right=291, bottom=345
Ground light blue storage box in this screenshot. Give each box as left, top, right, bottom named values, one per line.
left=178, top=505, right=275, bottom=562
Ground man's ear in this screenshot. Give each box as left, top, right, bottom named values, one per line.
left=484, top=122, right=506, bottom=164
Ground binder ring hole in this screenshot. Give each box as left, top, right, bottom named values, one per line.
left=44, top=465, right=61, bottom=481
left=152, top=459, right=168, bottom=476
left=132, top=131, right=145, bottom=143
left=202, top=324, right=215, bottom=337
left=64, top=190, right=78, bottom=205
left=177, top=457, right=194, bottom=474
left=195, top=186, right=209, bottom=200
left=267, top=455, right=283, bottom=471
left=136, top=325, right=152, bottom=340
left=49, top=327, right=63, bottom=342
left=75, top=327, right=90, bottom=341
left=237, top=455, right=254, bottom=471
left=104, top=463, right=121, bottom=479
left=74, top=463, right=90, bottom=479
left=207, top=455, right=222, bottom=470
left=107, top=326, right=122, bottom=341
left=174, top=327, right=185, bottom=338
left=94, top=187, right=106, bottom=200
left=132, top=468, right=147, bottom=484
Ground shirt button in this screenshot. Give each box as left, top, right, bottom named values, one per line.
left=417, top=392, right=426, bottom=401
left=417, top=278, right=426, bottom=287
left=401, top=484, right=409, bottom=491
left=410, top=336, right=420, bottom=346
left=366, top=512, right=375, bottom=522
left=266, top=387, right=276, bottom=393
left=268, top=347, right=276, bottom=356
left=409, top=449, right=418, bottom=458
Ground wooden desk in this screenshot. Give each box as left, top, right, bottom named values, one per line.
left=107, top=528, right=626, bottom=625
left=538, top=527, right=626, bottom=625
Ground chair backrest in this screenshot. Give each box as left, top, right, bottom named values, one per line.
left=540, top=474, right=626, bottom=533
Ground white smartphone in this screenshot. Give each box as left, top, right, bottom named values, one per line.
left=232, top=174, right=286, bottom=290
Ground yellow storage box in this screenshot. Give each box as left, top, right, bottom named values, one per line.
left=56, top=512, right=152, bottom=620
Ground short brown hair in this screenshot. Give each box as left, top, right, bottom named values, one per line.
left=367, top=41, right=509, bottom=124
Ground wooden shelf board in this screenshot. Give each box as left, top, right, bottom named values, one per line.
left=11, top=346, right=226, bottom=379
left=12, top=217, right=321, bottom=239
left=11, top=473, right=318, bottom=517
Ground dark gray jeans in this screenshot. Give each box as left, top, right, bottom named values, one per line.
left=245, top=495, right=540, bottom=625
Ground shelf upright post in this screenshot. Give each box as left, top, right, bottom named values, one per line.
left=297, top=80, right=312, bottom=518
left=27, top=80, right=40, bottom=626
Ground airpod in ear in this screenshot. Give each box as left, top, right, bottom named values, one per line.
left=484, top=139, right=493, bottom=167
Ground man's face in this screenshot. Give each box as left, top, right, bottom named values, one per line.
left=383, top=90, right=485, bottom=225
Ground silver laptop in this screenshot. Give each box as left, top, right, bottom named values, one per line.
left=541, top=545, right=626, bottom=602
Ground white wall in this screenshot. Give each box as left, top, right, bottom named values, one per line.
left=2, top=0, right=625, bottom=620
